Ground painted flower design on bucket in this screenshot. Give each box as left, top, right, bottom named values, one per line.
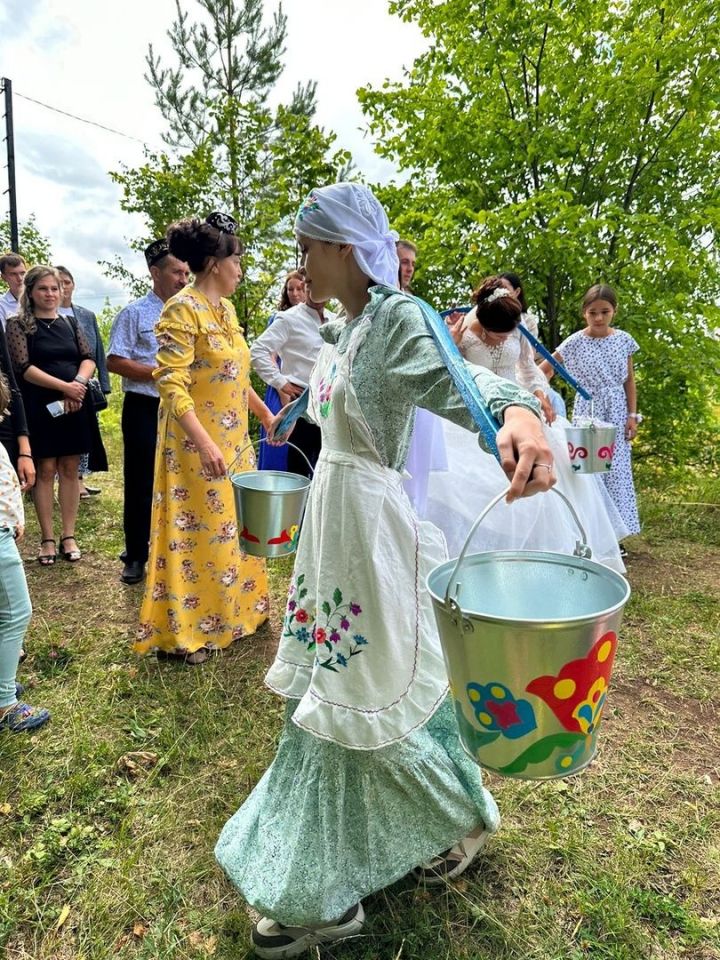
left=466, top=681, right=537, bottom=740
left=457, top=632, right=619, bottom=777
left=525, top=631, right=618, bottom=735
left=555, top=732, right=597, bottom=775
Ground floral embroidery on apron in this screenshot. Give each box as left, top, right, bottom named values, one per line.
left=265, top=304, right=451, bottom=750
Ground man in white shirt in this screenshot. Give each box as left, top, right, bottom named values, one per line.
left=251, top=295, right=335, bottom=476
left=107, top=239, right=189, bottom=584
left=0, top=255, right=27, bottom=331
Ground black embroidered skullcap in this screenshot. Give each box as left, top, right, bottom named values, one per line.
left=145, top=238, right=169, bottom=268
left=206, top=211, right=238, bottom=235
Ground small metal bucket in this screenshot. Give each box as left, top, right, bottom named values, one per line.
left=565, top=421, right=617, bottom=473
left=427, top=489, right=630, bottom=780
left=229, top=441, right=313, bottom=558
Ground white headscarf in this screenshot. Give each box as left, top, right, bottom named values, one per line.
left=295, top=183, right=400, bottom=289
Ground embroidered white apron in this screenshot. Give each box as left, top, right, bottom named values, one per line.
left=264, top=315, right=450, bottom=749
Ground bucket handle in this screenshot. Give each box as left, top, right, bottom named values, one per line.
left=443, top=487, right=592, bottom=612
left=228, top=438, right=315, bottom=477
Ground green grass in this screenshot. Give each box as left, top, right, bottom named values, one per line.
left=1, top=414, right=719, bottom=959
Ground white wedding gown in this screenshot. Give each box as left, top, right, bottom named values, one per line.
left=416, top=312, right=629, bottom=572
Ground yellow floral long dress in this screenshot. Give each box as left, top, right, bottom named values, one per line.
left=134, top=286, right=269, bottom=655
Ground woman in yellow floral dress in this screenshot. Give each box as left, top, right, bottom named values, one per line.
left=134, top=213, right=271, bottom=665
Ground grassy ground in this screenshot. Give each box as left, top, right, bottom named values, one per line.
left=1, top=412, right=718, bottom=960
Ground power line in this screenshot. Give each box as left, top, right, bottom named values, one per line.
left=14, top=91, right=149, bottom=146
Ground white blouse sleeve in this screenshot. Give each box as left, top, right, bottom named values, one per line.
left=516, top=332, right=550, bottom=394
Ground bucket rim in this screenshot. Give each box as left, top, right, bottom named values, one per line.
left=230, top=469, right=312, bottom=491
left=427, top=548, right=631, bottom=626
left=564, top=424, right=616, bottom=433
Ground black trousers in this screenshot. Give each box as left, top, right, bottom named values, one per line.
left=122, top=392, right=160, bottom=564
left=287, top=418, right=321, bottom=478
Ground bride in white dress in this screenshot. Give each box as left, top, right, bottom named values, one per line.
left=420, top=277, right=629, bottom=572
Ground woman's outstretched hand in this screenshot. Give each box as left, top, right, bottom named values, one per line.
left=445, top=311, right=466, bottom=346
left=497, top=406, right=556, bottom=503
left=266, top=405, right=296, bottom=445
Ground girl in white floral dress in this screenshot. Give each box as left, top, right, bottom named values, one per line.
left=543, top=284, right=641, bottom=540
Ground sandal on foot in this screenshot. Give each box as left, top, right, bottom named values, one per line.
left=252, top=902, right=364, bottom=959
left=155, top=647, right=209, bottom=666
left=59, top=536, right=81, bottom=562
left=0, top=702, right=51, bottom=733
left=412, top=824, right=492, bottom=885
left=38, top=539, right=56, bottom=566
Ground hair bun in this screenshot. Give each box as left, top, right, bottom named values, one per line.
left=472, top=276, right=522, bottom=333
left=167, top=218, right=205, bottom=264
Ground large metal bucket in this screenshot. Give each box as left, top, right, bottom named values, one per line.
left=427, top=489, right=631, bottom=780
left=230, top=441, right=312, bottom=558
left=565, top=421, right=617, bottom=473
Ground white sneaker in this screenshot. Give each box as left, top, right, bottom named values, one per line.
left=412, top=824, right=491, bottom=885
left=251, top=901, right=365, bottom=958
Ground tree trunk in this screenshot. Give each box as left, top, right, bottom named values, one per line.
left=542, top=272, right=561, bottom=348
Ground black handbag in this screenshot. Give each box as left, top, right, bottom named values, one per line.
left=88, top=378, right=108, bottom=412
left=63, top=314, right=108, bottom=413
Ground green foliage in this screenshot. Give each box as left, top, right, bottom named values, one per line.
left=108, top=0, right=352, bottom=340
left=359, top=0, right=720, bottom=464
left=0, top=215, right=52, bottom=285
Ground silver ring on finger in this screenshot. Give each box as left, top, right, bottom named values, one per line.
left=532, top=462, right=553, bottom=473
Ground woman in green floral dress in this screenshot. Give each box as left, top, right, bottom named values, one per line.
left=215, top=184, right=554, bottom=958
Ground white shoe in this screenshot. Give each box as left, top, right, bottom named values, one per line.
left=412, top=824, right=491, bottom=885
left=251, top=901, right=365, bottom=958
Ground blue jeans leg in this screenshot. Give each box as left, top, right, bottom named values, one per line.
left=0, top=529, right=32, bottom=709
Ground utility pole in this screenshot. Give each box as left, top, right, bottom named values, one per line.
left=1, top=78, right=19, bottom=252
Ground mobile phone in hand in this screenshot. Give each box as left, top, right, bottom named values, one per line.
left=46, top=400, right=65, bottom=417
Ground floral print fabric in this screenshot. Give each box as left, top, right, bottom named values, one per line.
left=134, top=287, right=268, bottom=655
left=558, top=330, right=641, bottom=534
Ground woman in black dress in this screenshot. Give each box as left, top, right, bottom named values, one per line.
left=6, top=267, right=96, bottom=564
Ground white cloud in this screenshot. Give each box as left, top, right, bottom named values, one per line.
left=0, top=0, right=426, bottom=307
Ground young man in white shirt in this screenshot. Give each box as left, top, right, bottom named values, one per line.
left=0, top=255, right=26, bottom=331
left=396, top=240, right=417, bottom=293
left=250, top=295, right=335, bottom=476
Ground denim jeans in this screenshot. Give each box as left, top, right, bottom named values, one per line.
left=0, top=528, right=32, bottom=709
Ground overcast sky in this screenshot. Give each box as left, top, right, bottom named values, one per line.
left=0, top=0, right=426, bottom=308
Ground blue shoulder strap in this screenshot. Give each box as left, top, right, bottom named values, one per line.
left=274, top=388, right=309, bottom=438
left=410, top=295, right=500, bottom=460
left=517, top=323, right=592, bottom=401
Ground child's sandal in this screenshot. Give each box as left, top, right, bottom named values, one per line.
left=0, top=702, right=51, bottom=733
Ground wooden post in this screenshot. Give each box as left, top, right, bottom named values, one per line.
left=1, top=78, right=19, bottom=252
